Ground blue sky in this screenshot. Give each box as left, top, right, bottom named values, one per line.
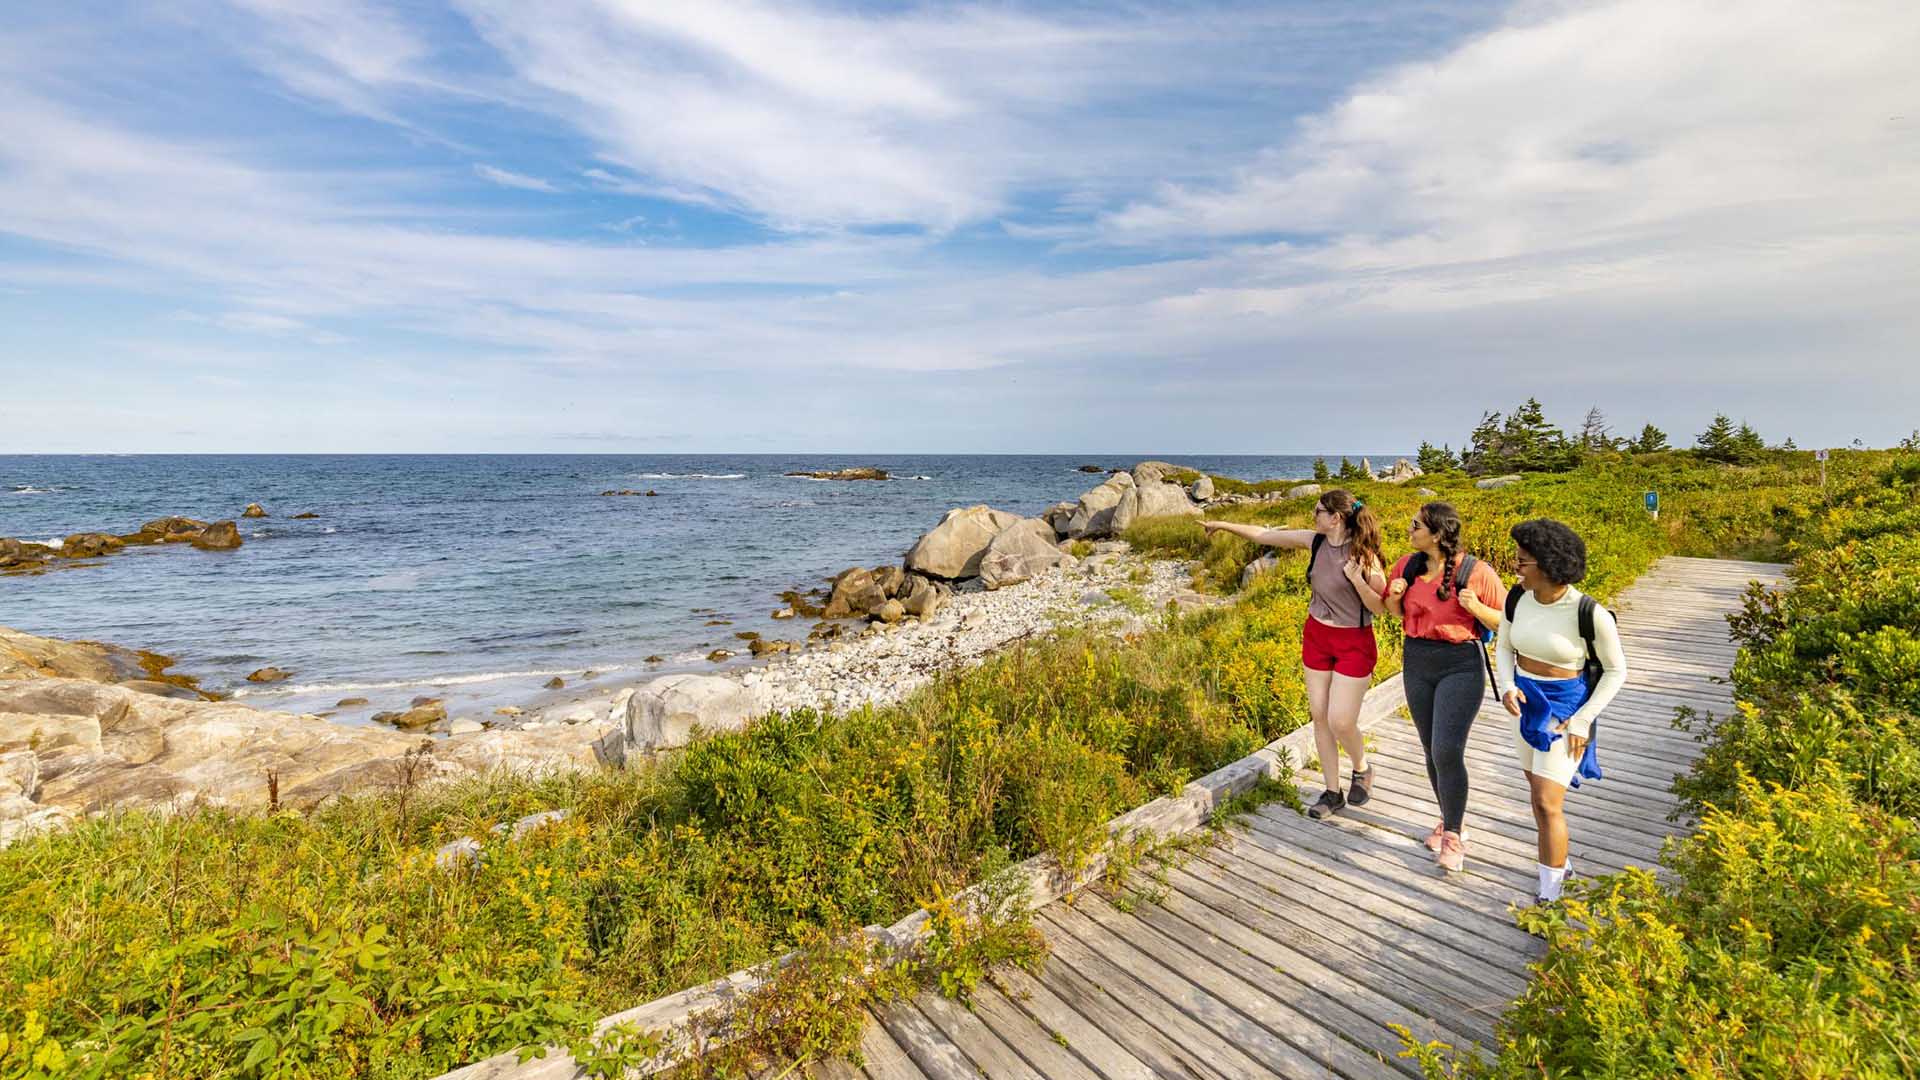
left=1, top=0, right=1916, bottom=453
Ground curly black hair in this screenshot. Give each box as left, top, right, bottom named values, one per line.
left=1510, top=518, right=1588, bottom=585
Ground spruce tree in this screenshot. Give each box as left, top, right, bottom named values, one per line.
left=1463, top=411, right=1504, bottom=475
left=1337, top=456, right=1368, bottom=482
left=1416, top=441, right=1458, bottom=473
left=1732, top=423, right=1766, bottom=463
left=1696, top=414, right=1739, bottom=463
left=1312, top=457, right=1331, bottom=482
left=1629, top=423, right=1669, bottom=454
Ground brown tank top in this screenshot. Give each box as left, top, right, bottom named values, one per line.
left=1308, top=536, right=1371, bottom=628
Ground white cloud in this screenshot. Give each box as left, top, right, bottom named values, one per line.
left=473, top=163, right=558, bottom=192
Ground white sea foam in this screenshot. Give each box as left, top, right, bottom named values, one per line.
left=629, top=472, right=746, bottom=480
left=904, top=475, right=934, bottom=481
left=322, top=527, right=338, bottom=534
left=231, top=665, right=627, bottom=698
left=8, top=485, right=56, bottom=495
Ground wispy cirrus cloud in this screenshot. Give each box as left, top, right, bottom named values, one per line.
left=473, top=163, right=558, bottom=192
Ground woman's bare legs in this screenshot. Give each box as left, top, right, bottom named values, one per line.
left=1307, top=665, right=1371, bottom=793
left=1525, top=771, right=1569, bottom=866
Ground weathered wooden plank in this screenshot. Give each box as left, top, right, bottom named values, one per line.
left=1028, top=956, right=1231, bottom=1080
left=1121, top=890, right=1438, bottom=1076
left=1189, top=845, right=1530, bottom=1000
left=1156, top=862, right=1501, bottom=1047
left=1211, top=829, right=1541, bottom=959
left=914, top=989, right=1057, bottom=1080
left=852, top=1012, right=930, bottom=1080
left=1040, top=905, right=1308, bottom=1080
left=1073, top=891, right=1403, bottom=1080
left=972, top=970, right=1159, bottom=1080
left=1236, top=809, right=1535, bottom=929
left=872, top=1002, right=981, bottom=1080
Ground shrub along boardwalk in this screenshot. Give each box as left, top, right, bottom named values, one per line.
left=798, top=556, right=1786, bottom=1080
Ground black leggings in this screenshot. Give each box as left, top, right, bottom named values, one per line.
left=1402, top=638, right=1486, bottom=834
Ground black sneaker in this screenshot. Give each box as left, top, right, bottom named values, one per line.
left=1307, top=789, right=1346, bottom=820
left=1346, top=766, right=1374, bottom=807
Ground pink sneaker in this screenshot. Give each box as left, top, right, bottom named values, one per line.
left=1425, top=821, right=1446, bottom=852
left=1438, top=832, right=1467, bottom=873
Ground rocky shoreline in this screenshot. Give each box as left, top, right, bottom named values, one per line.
left=2, top=457, right=1429, bottom=844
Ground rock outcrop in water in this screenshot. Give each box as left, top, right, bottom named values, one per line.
left=2, top=515, right=245, bottom=576
left=784, top=467, right=889, bottom=481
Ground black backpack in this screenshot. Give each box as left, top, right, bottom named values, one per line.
left=1504, top=585, right=1608, bottom=690
left=1307, top=533, right=1372, bottom=627
left=1403, top=552, right=1498, bottom=691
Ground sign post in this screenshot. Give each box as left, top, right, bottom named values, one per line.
left=1644, top=490, right=1658, bottom=520
left=1816, top=447, right=1829, bottom=490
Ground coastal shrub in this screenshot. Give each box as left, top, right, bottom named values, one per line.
left=1409, top=451, right=1920, bottom=1079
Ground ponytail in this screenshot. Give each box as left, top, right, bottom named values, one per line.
left=1319, top=489, right=1385, bottom=573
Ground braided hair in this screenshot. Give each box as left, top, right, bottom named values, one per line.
left=1421, top=501, right=1465, bottom=600
left=1318, top=488, right=1384, bottom=575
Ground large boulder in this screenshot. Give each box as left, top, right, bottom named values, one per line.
left=1239, top=554, right=1281, bottom=590
left=1190, top=476, right=1215, bottom=501
left=1475, top=475, right=1523, bottom=490
left=1286, top=483, right=1323, bottom=500
left=60, top=533, right=124, bottom=559
left=0, top=539, right=54, bottom=570
left=822, top=567, right=888, bottom=618
left=979, top=518, right=1072, bottom=590
left=1131, top=461, right=1180, bottom=486
left=904, top=505, right=1024, bottom=579
left=241, top=504, right=268, bottom=519
left=1064, top=472, right=1134, bottom=539
left=1042, top=502, right=1077, bottom=537
left=126, top=517, right=210, bottom=545
left=191, top=521, right=243, bottom=550
left=623, top=674, right=762, bottom=754
left=1111, top=481, right=1201, bottom=533
left=1382, top=458, right=1423, bottom=485
left=900, top=574, right=944, bottom=618
left=0, top=625, right=172, bottom=686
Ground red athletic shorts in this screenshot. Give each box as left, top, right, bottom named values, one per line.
left=1302, top=616, right=1378, bottom=678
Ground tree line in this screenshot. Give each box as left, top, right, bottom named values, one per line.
left=1410, top=399, right=1808, bottom=476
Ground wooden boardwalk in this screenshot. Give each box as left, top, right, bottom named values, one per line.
left=799, top=556, right=1785, bottom=1080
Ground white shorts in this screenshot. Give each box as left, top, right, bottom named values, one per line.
left=1514, top=676, right=1583, bottom=788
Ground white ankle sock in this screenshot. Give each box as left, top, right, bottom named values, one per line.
left=1537, top=861, right=1569, bottom=901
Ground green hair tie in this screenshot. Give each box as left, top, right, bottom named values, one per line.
left=1352, top=499, right=1365, bottom=510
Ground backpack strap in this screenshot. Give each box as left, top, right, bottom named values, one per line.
left=1454, top=554, right=1478, bottom=594
left=1578, top=593, right=1603, bottom=684
left=1504, top=583, right=1526, bottom=621
left=1308, top=532, right=1325, bottom=579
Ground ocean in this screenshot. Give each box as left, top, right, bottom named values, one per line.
left=1, top=454, right=1399, bottom=723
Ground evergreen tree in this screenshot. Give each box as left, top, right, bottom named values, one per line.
left=1312, top=457, right=1331, bottom=482
left=1499, top=398, right=1578, bottom=472
left=1901, top=430, right=1920, bottom=452
left=1416, top=441, right=1458, bottom=473
left=1337, top=456, right=1369, bottom=482
left=1732, top=423, right=1766, bottom=463
left=1463, top=411, right=1504, bottom=475
left=1696, top=414, right=1739, bottom=463
left=1628, top=423, right=1669, bottom=454
left=1577, top=406, right=1613, bottom=451
left=1779, top=436, right=1797, bottom=451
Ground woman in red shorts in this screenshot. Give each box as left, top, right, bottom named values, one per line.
left=1202, top=488, right=1388, bottom=819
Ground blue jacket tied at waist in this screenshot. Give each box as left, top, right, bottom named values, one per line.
left=1515, top=674, right=1604, bottom=788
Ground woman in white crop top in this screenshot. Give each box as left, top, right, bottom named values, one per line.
left=1496, top=518, right=1628, bottom=904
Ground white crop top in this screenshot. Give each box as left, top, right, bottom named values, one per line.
left=1495, top=585, right=1628, bottom=738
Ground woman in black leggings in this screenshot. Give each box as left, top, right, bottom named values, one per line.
left=1384, top=502, right=1504, bottom=872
